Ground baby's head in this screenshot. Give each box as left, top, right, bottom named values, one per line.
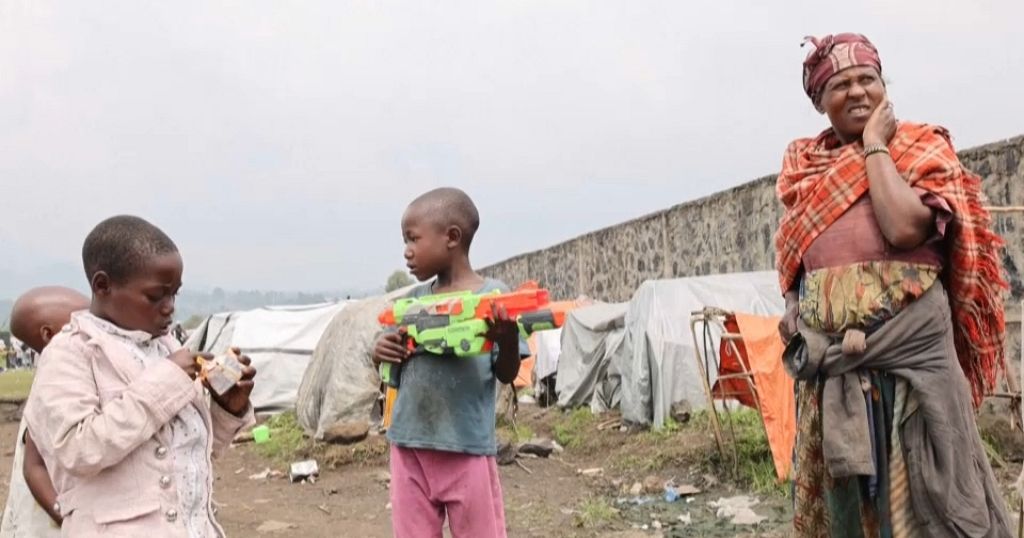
left=82, top=215, right=182, bottom=337
left=401, top=187, right=479, bottom=281
left=10, top=286, right=89, bottom=353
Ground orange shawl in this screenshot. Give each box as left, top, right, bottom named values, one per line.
left=774, top=121, right=1006, bottom=407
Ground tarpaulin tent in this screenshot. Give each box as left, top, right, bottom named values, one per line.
left=554, top=302, right=629, bottom=412
left=621, top=271, right=785, bottom=428
left=295, top=287, right=413, bottom=439
left=186, top=301, right=349, bottom=414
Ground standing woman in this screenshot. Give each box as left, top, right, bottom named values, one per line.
left=775, top=33, right=1013, bottom=537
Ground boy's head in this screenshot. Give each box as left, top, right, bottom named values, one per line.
left=10, top=286, right=90, bottom=353
left=401, top=187, right=479, bottom=281
left=82, top=215, right=183, bottom=337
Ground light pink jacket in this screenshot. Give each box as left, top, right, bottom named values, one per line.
left=24, top=314, right=255, bottom=537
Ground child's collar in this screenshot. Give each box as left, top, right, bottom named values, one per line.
left=74, top=311, right=161, bottom=345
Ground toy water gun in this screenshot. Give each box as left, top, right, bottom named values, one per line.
left=377, top=282, right=568, bottom=426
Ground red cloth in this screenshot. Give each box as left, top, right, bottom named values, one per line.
left=775, top=122, right=1007, bottom=407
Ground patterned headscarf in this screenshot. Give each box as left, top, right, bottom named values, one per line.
left=802, top=33, right=882, bottom=104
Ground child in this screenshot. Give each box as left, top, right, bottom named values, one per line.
left=1, top=286, right=89, bottom=537
left=24, top=215, right=256, bottom=537
left=373, top=187, right=528, bottom=538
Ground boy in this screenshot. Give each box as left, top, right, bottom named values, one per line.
left=1, top=286, right=89, bottom=537
left=373, top=187, right=528, bottom=538
left=24, top=215, right=256, bottom=537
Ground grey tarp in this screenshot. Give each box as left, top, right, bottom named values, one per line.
left=295, top=286, right=413, bottom=439
left=621, top=271, right=784, bottom=428
left=554, top=302, right=630, bottom=412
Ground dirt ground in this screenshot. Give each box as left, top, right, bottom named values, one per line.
left=0, top=403, right=1020, bottom=538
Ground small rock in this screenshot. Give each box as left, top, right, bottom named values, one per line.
left=248, top=468, right=272, bottom=481
left=325, top=488, right=339, bottom=496
left=518, top=437, right=557, bottom=458
left=652, top=520, right=662, bottom=529
left=256, top=520, right=297, bottom=533
left=670, top=400, right=692, bottom=424
left=674, top=484, right=701, bottom=496
left=374, top=471, right=391, bottom=484
left=496, top=442, right=518, bottom=465
left=643, top=475, right=662, bottom=494
left=577, top=467, right=604, bottom=476
left=629, top=482, right=643, bottom=496
left=678, top=512, right=692, bottom=525
left=322, top=420, right=370, bottom=445
left=385, top=502, right=392, bottom=510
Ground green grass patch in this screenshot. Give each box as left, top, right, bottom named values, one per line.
left=573, top=496, right=619, bottom=528
left=253, top=411, right=306, bottom=462
left=712, top=408, right=789, bottom=498
left=552, top=407, right=596, bottom=449
left=0, top=370, right=34, bottom=400
left=496, top=422, right=536, bottom=445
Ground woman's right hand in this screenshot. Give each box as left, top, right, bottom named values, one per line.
left=373, top=332, right=409, bottom=366
left=169, top=349, right=206, bottom=380
left=778, top=295, right=800, bottom=344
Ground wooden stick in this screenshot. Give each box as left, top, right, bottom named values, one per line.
left=985, top=206, right=1024, bottom=213
left=515, top=459, right=534, bottom=474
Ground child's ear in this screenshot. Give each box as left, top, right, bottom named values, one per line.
left=90, top=271, right=112, bottom=296
left=39, top=325, right=55, bottom=347
left=445, top=225, right=463, bottom=249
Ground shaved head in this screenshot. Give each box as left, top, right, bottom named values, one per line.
left=406, top=187, right=480, bottom=249
left=10, top=286, right=90, bottom=353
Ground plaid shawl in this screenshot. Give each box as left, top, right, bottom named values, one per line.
left=775, top=121, right=1006, bottom=407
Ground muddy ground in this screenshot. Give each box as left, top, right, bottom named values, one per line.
left=0, top=402, right=1020, bottom=537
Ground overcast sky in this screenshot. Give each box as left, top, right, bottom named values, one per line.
left=2, top=0, right=1022, bottom=294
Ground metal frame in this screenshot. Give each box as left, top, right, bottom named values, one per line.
left=689, top=306, right=770, bottom=477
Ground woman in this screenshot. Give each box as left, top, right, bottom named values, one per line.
left=776, top=33, right=1012, bottom=537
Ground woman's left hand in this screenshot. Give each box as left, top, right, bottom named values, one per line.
left=863, top=97, right=896, bottom=147
left=210, top=347, right=257, bottom=417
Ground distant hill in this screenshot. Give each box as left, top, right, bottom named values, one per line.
left=0, top=288, right=375, bottom=329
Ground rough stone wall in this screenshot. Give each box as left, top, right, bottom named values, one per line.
left=481, top=134, right=1024, bottom=364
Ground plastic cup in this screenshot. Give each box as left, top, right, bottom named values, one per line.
left=252, top=424, right=271, bottom=444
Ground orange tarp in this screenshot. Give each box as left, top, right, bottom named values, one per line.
left=712, top=313, right=795, bottom=481
left=515, top=335, right=537, bottom=388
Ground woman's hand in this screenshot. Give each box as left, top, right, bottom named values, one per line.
left=863, top=97, right=896, bottom=147
left=778, top=293, right=799, bottom=344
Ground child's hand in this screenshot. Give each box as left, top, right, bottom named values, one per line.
left=169, top=349, right=206, bottom=380
left=483, top=305, right=519, bottom=347
left=373, top=332, right=409, bottom=366
left=209, top=347, right=257, bottom=417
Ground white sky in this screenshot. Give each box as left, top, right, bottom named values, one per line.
left=2, top=0, right=1022, bottom=293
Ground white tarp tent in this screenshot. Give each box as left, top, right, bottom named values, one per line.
left=186, top=302, right=349, bottom=414
left=622, top=271, right=784, bottom=427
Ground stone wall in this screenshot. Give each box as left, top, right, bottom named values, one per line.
left=482, top=134, right=1024, bottom=363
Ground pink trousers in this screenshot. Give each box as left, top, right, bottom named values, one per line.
left=389, top=445, right=507, bottom=538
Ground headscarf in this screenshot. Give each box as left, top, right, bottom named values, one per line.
left=802, top=33, right=882, bottom=104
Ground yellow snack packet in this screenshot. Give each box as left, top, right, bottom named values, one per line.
left=197, top=349, right=244, bottom=395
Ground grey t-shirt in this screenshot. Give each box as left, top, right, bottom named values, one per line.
left=386, top=278, right=529, bottom=455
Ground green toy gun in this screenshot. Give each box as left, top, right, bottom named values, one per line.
left=377, top=282, right=567, bottom=390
